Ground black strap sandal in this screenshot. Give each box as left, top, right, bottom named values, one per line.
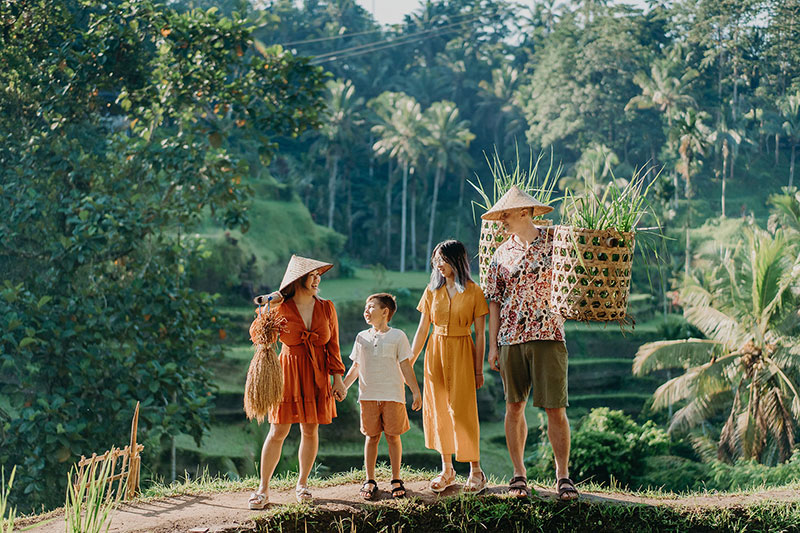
left=390, top=478, right=406, bottom=499
left=360, top=479, right=378, bottom=500
left=557, top=477, right=579, bottom=501
left=508, top=475, right=529, bottom=499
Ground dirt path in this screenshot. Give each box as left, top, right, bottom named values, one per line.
left=18, top=481, right=800, bottom=533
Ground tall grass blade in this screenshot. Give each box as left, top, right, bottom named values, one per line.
left=0, top=466, right=16, bottom=533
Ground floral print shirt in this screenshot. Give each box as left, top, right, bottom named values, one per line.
left=483, top=231, right=565, bottom=345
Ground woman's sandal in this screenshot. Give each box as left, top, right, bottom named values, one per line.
left=248, top=492, right=268, bottom=510
left=429, top=469, right=457, bottom=493
left=360, top=479, right=379, bottom=500
left=557, top=478, right=579, bottom=501
left=508, top=476, right=529, bottom=499
left=390, top=479, right=407, bottom=499
left=463, top=471, right=487, bottom=493
left=295, top=485, right=313, bottom=502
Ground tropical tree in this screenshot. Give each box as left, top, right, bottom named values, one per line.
left=420, top=100, right=474, bottom=268
left=625, top=45, right=698, bottom=206
left=670, top=108, right=711, bottom=275
left=779, top=90, right=800, bottom=189
left=315, top=78, right=364, bottom=229
left=625, top=54, right=698, bottom=126
left=634, top=224, right=800, bottom=464
left=708, top=117, right=743, bottom=218
left=0, top=0, right=326, bottom=510
left=476, top=65, right=525, bottom=151
left=370, top=92, right=424, bottom=272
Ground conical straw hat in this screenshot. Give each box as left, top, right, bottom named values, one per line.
left=480, top=185, right=553, bottom=220
left=279, top=255, right=334, bottom=292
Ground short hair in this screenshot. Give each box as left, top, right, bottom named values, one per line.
left=429, top=240, right=471, bottom=293
left=367, top=292, right=397, bottom=321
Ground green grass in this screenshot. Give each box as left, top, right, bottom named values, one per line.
left=174, top=423, right=259, bottom=459
left=254, top=497, right=800, bottom=533
left=319, top=268, right=430, bottom=304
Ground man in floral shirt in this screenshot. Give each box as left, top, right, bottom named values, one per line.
left=483, top=186, right=578, bottom=501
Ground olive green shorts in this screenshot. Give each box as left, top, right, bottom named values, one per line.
left=499, top=340, right=569, bottom=408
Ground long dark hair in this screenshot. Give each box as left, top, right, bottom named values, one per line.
left=280, top=273, right=309, bottom=301
left=429, top=240, right=471, bottom=293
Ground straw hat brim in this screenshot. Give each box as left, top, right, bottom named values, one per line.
left=279, top=255, right=334, bottom=292
left=480, top=185, right=554, bottom=220
left=481, top=204, right=554, bottom=220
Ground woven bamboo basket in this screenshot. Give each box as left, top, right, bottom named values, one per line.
left=478, top=218, right=551, bottom=290
left=550, top=226, right=635, bottom=322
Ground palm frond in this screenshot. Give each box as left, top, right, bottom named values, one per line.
left=718, top=385, right=744, bottom=461
left=684, top=305, right=747, bottom=347
left=633, top=338, right=723, bottom=376
left=668, top=391, right=729, bottom=433
left=762, top=386, right=796, bottom=462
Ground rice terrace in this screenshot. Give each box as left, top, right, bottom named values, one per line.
left=2, top=0, right=800, bottom=532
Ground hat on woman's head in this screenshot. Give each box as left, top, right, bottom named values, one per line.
left=279, top=255, right=334, bottom=292
left=480, top=185, right=553, bottom=220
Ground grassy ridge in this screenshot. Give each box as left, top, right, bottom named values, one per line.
left=253, top=496, right=800, bottom=533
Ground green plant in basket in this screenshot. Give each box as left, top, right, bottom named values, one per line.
left=552, top=166, right=662, bottom=323
left=562, top=166, right=659, bottom=234
left=470, top=144, right=563, bottom=287
left=469, top=144, right=561, bottom=221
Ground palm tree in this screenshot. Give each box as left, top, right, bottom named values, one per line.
left=477, top=65, right=525, bottom=150
left=317, top=79, right=363, bottom=229
left=779, top=91, right=800, bottom=189
left=671, top=108, right=711, bottom=276
left=708, top=117, right=742, bottom=218
left=633, top=226, right=800, bottom=464
left=421, top=100, right=474, bottom=269
left=370, top=92, right=424, bottom=272
left=626, top=46, right=698, bottom=206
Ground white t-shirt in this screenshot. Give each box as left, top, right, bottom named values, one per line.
left=349, top=327, right=413, bottom=403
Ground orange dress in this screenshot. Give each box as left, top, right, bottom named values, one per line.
left=268, top=297, right=345, bottom=425
left=417, top=281, right=489, bottom=462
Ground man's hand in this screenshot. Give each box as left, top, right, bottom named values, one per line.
left=488, top=345, right=500, bottom=372
left=475, top=373, right=484, bottom=389
left=411, top=391, right=422, bottom=411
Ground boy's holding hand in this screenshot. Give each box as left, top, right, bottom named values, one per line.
left=343, top=293, right=422, bottom=499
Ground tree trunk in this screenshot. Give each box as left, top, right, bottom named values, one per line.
left=426, top=164, right=444, bottom=272
left=385, top=158, right=393, bottom=264
left=346, top=173, right=353, bottom=242
left=685, top=205, right=691, bottom=278
left=776, top=133, right=780, bottom=166
left=791, top=143, right=796, bottom=188
left=721, top=140, right=728, bottom=218
left=327, top=154, right=339, bottom=229
left=410, top=166, right=417, bottom=270
left=456, top=172, right=465, bottom=239
left=401, top=161, right=408, bottom=273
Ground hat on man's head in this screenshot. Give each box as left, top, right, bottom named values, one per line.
left=279, top=255, right=334, bottom=292
left=480, top=185, right=553, bottom=220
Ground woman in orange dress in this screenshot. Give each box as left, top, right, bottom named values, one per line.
left=411, top=240, right=489, bottom=493
left=248, top=255, right=346, bottom=509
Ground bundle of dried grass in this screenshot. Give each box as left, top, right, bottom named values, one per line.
left=244, top=306, right=287, bottom=423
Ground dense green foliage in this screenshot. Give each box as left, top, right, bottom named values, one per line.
left=0, top=0, right=325, bottom=510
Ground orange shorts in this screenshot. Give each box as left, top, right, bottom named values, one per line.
left=359, top=400, right=410, bottom=436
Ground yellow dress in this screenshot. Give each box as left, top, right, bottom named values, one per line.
left=417, top=281, right=489, bottom=462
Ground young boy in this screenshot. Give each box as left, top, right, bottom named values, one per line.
left=343, top=293, right=422, bottom=500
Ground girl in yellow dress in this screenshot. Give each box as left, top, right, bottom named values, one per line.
left=411, top=240, right=489, bottom=493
